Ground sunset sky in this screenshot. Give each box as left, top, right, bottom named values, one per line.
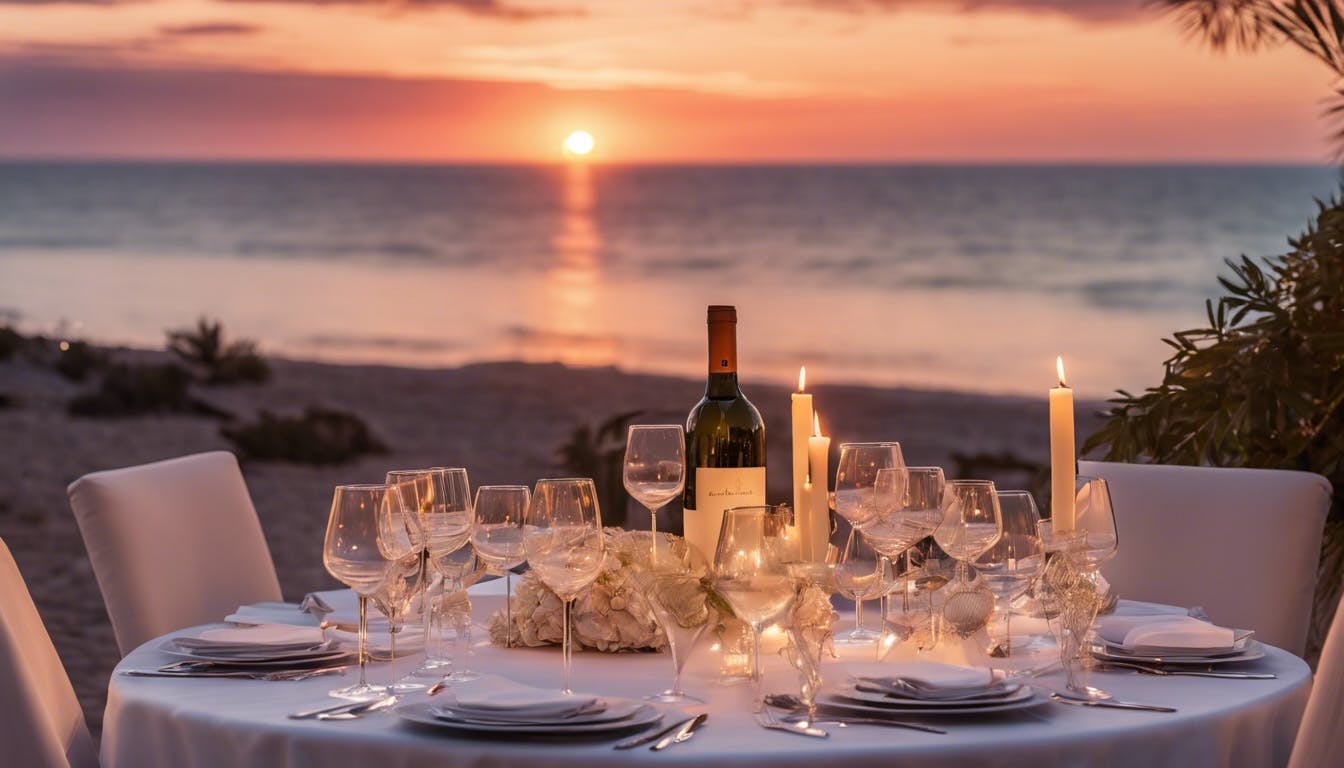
left=0, top=0, right=1330, bottom=162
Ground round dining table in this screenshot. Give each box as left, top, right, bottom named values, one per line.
left=101, top=584, right=1312, bottom=768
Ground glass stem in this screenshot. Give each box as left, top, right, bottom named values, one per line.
left=504, top=571, right=513, bottom=649
left=356, top=594, right=369, bottom=688
left=562, top=597, right=574, bottom=695
left=879, top=555, right=891, bottom=633
left=389, top=626, right=397, bottom=664
left=1004, top=601, right=1013, bottom=655
left=750, top=622, right=764, bottom=712
left=854, top=595, right=865, bottom=633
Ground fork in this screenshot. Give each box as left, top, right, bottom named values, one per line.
left=754, top=707, right=828, bottom=738
left=1096, top=660, right=1276, bottom=679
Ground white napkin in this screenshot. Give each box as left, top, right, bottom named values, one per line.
left=175, top=624, right=326, bottom=651
left=329, top=626, right=424, bottom=656
left=447, top=675, right=600, bottom=718
left=225, top=602, right=321, bottom=628
left=1112, top=616, right=1236, bottom=651
left=847, top=661, right=994, bottom=691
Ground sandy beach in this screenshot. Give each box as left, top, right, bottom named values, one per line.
left=0, top=346, right=1104, bottom=739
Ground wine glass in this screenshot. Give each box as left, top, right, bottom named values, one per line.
left=975, top=490, right=1045, bottom=657
left=623, top=425, right=686, bottom=547
left=863, top=466, right=946, bottom=638
left=934, top=479, right=1003, bottom=584
left=523, top=477, right=606, bottom=695
left=433, top=542, right=481, bottom=683
left=1072, top=475, right=1119, bottom=569
left=712, top=504, right=796, bottom=711
left=380, top=470, right=434, bottom=689
left=833, top=442, right=905, bottom=528
left=833, top=527, right=886, bottom=646
left=322, top=483, right=407, bottom=701
left=639, top=533, right=711, bottom=703
left=471, top=485, right=529, bottom=648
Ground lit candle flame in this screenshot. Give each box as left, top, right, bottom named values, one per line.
left=1056, top=356, right=1068, bottom=388
left=798, top=365, right=807, bottom=393
left=813, top=411, right=822, bottom=437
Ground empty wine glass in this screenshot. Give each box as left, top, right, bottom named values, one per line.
left=1072, top=475, right=1119, bottom=568
left=523, top=477, right=606, bottom=695
left=639, top=533, right=711, bottom=703
left=471, top=485, right=528, bottom=648
left=834, top=527, right=886, bottom=646
left=864, top=466, right=946, bottom=638
left=416, top=468, right=472, bottom=672
left=371, top=539, right=426, bottom=691
left=712, top=504, right=796, bottom=711
left=323, top=483, right=407, bottom=701
left=433, top=542, right=481, bottom=683
left=623, top=425, right=686, bottom=548
left=975, top=490, right=1045, bottom=657
left=934, top=479, right=1003, bottom=583
left=833, top=442, right=905, bottom=528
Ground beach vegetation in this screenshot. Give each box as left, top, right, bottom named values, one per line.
left=0, top=326, right=22, bottom=360
left=53, top=341, right=108, bottom=382
left=222, top=406, right=387, bottom=465
left=1083, top=195, right=1344, bottom=659
left=166, top=317, right=271, bottom=386
left=556, top=410, right=644, bottom=528
left=68, top=362, right=229, bottom=419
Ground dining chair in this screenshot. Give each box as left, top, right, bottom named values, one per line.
left=1078, top=460, right=1331, bottom=657
left=67, top=450, right=283, bottom=655
left=1288, top=581, right=1344, bottom=768
left=0, top=536, right=99, bottom=768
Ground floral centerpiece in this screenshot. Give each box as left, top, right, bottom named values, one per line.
left=489, top=529, right=731, bottom=652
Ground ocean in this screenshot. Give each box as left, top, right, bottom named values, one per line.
left=0, top=162, right=1336, bottom=398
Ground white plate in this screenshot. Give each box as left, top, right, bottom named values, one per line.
left=1102, top=630, right=1255, bottom=658
left=432, top=699, right=648, bottom=727
left=838, top=683, right=1027, bottom=708
left=159, top=646, right=353, bottom=667
left=821, top=686, right=1047, bottom=716
left=1092, top=640, right=1266, bottom=666
left=398, top=701, right=664, bottom=735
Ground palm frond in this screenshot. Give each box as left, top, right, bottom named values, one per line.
left=1150, top=0, right=1281, bottom=51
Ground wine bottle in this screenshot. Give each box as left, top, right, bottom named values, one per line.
left=683, top=305, right=767, bottom=562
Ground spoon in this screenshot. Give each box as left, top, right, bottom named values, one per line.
left=315, top=695, right=400, bottom=720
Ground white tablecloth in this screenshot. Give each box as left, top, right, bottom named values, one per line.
left=102, top=585, right=1311, bottom=768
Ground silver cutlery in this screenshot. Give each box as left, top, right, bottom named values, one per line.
left=650, top=713, right=708, bottom=751
left=755, top=708, right=828, bottom=738
left=289, top=695, right=395, bottom=720
left=315, top=695, right=400, bottom=720
left=614, top=714, right=702, bottom=750
left=1047, top=692, right=1176, bottom=712
left=764, top=695, right=946, bottom=734
left=126, top=666, right=348, bottom=681
left=1097, top=660, right=1276, bottom=679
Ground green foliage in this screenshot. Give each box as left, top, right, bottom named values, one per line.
left=166, top=317, right=271, bottom=386
left=223, top=406, right=388, bottom=465
left=556, top=410, right=644, bottom=528
left=68, top=363, right=228, bottom=419
left=1082, top=197, right=1344, bottom=520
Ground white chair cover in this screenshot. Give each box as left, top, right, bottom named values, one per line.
left=1289, top=581, right=1344, bottom=768
left=1079, top=460, right=1331, bottom=657
left=0, top=537, right=98, bottom=768
left=67, top=451, right=283, bottom=655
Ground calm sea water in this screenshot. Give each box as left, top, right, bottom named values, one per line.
left=0, top=162, right=1336, bottom=397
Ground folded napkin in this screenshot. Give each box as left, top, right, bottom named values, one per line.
left=1098, top=615, right=1236, bottom=651
left=447, top=675, right=601, bottom=719
left=847, top=661, right=995, bottom=692
left=175, top=624, right=326, bottom=652
left=225, top=602, right=321, bottom=628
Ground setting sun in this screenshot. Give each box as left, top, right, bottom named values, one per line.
left=563, top=130, right=595, bottom=158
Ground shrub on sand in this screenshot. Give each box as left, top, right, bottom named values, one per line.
left=222, top=407, right=387, bottom=465
left=68, top=363, right=228, bottom=418
left=167, top=317, right=271, bottom=385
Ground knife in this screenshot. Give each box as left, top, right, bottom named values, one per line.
left=651, top=713, right=708, bottom=751
left=1048, top=694, right=1177, bottom=713
left=613, top=714, right=700, bottom=750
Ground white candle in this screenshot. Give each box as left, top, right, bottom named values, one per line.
left=792, top=366, right=812, bottom=542
left=1049, top=356, right=1076, bottom=532
left=806, top=412, right=832, bottom=561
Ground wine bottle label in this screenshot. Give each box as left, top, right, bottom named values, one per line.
left=685, top=467, right=766, bottom=562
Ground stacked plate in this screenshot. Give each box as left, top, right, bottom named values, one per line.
left=164, top=625, right=351, bottom=669
left=1092, top=615, right=1263, bottom=665
left=818, top=662, right=1047, bottom=716
left=398, top=677, right=663, bottom=736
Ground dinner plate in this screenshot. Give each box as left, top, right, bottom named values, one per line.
left=432, top=699, right=648, bottom=727
left=1101, top=630, right=1255, bottom=658
left=1092, top=640, right=1266, bottom=666
left=397, top=701, right=664, bottom=735
left=159, top=646, right=353, bottom=667
left=838, top=683, right=1027, bottom=708
left=821, top=686, right=1047, bottom=716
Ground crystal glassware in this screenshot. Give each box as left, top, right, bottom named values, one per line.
left=470, top=485, right=529, bottom=648
left=975, top=490, right=1045, bottom=657
left=833, top=442, right=905, bottom=529
left=935, top=479, right=1003, bottom=583
left=712, top=504, right=796, bottom=711
left=833, top=527, right=886, bottom=646
left=623, top=424, right=686, bottom=544
left=433, top=543, right=481, bottom=682
left=419, top=468, right=472, bottom=673
left=522, top=477, right=606, bottom=695
left=322, top=483, right=408, bottom=701
left=638, top=532, right=712, bottom=703
left=864, top=466, right=945, bottom=640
